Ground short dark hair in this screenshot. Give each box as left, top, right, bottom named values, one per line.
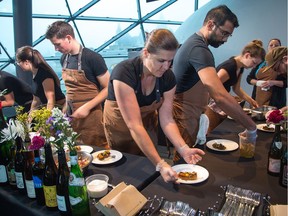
left=204, top=5, right=239, bottom=28
left=45, top=21, right=75, bottom=39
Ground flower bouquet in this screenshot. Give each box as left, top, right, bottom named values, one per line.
left=47, top=107, right=79, bottom=152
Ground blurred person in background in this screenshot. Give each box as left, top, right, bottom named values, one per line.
left=246, top=38, right=281, bottom=99
left=16, top=46, right=65, bottom=111
left=45, top=21, right=110, bottom=147
left=255, top=46, right=287, bottom=108
left=0, top=70, right=33, bottom=113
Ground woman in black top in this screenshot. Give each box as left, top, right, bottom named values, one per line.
left=16, top=46, right=65, bottom=111
left=103, top=29, right=205, bottom=183
left=205, top=40, right=265, bottom=132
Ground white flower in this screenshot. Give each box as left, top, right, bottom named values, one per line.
left=0, top=119, right=25, bottom=142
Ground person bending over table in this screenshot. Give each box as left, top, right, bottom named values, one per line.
left=205, top=39, right=265, bottom=133
left=170, top=5, right=257, bottom=162
left=16, top=46, right=66, bottom=111
left=103, top=29, right=205, bottom=183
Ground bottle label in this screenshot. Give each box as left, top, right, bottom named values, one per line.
left=15, top=171, right=25, bottom=189
left=7, top=168, right=16, bottom=184
left=25, top=180, right=36, bottom=198
left=275, top=141, right=282, bottom=149
left=32, top=175, right=43, bottom=188
left=268, top=158, right=281, bottom=173
left=69, top=196, right=83, bottom=206
left=43, top=185, right=57, bottom=207
left=281, top=165, right=287, bottom=186
left=0, top=165, right=7, bottom=182
left=69, top=173, right=85, bottom=186
left=57, top=195, right=67, bottom=211
left=70, top=155, right=78, bottom=165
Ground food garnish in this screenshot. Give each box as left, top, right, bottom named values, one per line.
left=96, top=150, right=111, bottom=160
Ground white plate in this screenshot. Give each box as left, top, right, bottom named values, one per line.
left=76, top=145, right=93, bottom=154
left=92, top=150, right=123, bottom=165
left=257, top=123, right=277, bottom=133
left=243, top=108, right=252, bottom=115
left=206, top=139, right=239, bottom=152
left=172, top=164, right=209, bottom=184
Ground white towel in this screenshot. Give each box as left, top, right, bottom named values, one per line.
left=196, top=114, right=209, bottom=145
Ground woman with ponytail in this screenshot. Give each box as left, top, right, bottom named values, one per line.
left=16, top=46, right=65, bottom=111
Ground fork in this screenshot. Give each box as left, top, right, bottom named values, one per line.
left=248, top=192, right=261, bottom=216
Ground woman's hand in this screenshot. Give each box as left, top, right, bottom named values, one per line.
left=156, top=159, right=179, bottom=183
left=178, top=144, right=205, bottom=164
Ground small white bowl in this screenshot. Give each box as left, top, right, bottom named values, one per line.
left=86, top=174, right=109, bottom=198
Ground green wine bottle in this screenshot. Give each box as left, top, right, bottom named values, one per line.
left=68, top=150, right=90, bottom=216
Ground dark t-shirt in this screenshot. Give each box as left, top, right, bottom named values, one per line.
left=32, top=68, right=65, bottom=104
left=173, top=33, right=215, bottom=93
left=216, top=57, right=244, bottom=92
left=61, top=47, right=108, bottom=89
left=269, top=75, right=287, bottom=109
left=107, top=56, right=176, bottom=107
left=0, top=70, right=33, bottom=105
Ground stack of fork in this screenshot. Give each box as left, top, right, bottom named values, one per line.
left=219, top=185, right=261, bottom=216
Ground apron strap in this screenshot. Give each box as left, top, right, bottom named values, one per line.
left=63, top=45, right=83, bottom=70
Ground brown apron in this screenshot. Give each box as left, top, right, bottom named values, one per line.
left=62, top=47, right=107, bottom=148
left=255, top=67, right=277, bottom=106
left=103, top=78, right=163, bottom=155
left=172, top=80, right=209, bottom=161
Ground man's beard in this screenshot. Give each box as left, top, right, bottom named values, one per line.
left=208, top=32, right=224, bottom=48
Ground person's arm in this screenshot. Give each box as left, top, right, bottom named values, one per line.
left=261, top=80, right=285, bottom=89
left=232, top=74, right=258, bottom=108
left=42, top=78, right=56, bottom=110
left=199, top=66, right=256, bottom=131
left=1, top=92, right=15, bottom=107
left=30, top=95, right=41, bottom=111
left=246, top=67, right=258, bottom=86
left=71, top=71, right=110, bottom=118
left=159, top=86, right=205, bottom=163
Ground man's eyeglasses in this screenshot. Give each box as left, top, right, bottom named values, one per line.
left=214, top=22, right=232, bottom=38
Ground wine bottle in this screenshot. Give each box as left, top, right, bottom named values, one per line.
left=0, top=103, right=9, bottom=186
left=23, top=150, right=36, bottom=198
left=279, top=144, right=287, bottom=187
left=69, top=150, right=90, bottom=216
left=14, top=137, right=27, bottom=194
left=267, top=124, right=283, bottom=176
left=0, top=140, right=11, bottom=186
left=6, top=144, right=17, bottom=188
left=56, top=148, right=72, bottom=215
left=32, top=149, right=45, bottom=205
left=43, top=142, right=58, bottom=211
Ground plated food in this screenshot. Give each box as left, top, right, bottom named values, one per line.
left=256, top=123, right=279, bottom=133
left=178, top=171, right=197, bottom=181
left=92, top=150, right=123, bottom=165
left=75, top=145, right=94, bottom=154
left=206, top=139, right=238, bottom=152
left=96, top=150, right=111, bottom=160
left=172, top=164, right=209, bottom=184
left=212, top=142, right=226, bottom=150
